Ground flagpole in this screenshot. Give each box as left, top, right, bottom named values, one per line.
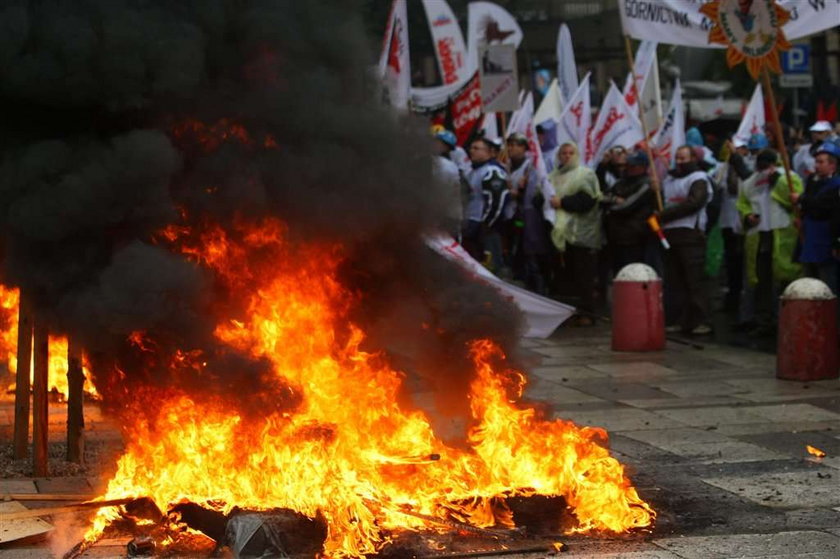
left=624, top=35, right=663, bottom=211
left=760, top=67, right=795, bottom=196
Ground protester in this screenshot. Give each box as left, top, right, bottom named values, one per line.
left=506, top=132, right=555, bottom=293
left=793, top=140, right=840, bottom=295
left=717, top=137, right=751, bottom=312
left=548, top=142, right=602, bottom=324
left=659, top=145, right=713, bottom=335
left=462, top=137, right=496, bottom=262
left=596, top=146, right=627, bottom=191
left=793, top=121, right=834, bottom=180
left=537, top=123, right=559, bottom=173
left=736, top=149, right=803, bottom=332
left=602, top=150, right=659, bottom=275
left=432, top=129, right=463, bottom=236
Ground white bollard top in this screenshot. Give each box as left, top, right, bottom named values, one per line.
left=781, top=278, right=836, bottom=300
left=614, top=263, right=659, bottom=282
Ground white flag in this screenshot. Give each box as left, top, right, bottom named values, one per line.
left=378, top=0, right=410, bottom=110
left=467, top=1, right=523, bottom=73
left=508, top=92, right=549, bottom=183
left=480, top=112, right=498, bottom=140
left=653, top=79, right=685, bottom=167
left=622, top=41, right=662, bottom=138
left=555, top=72, right=591, bottom=153
left=556, top=24, right=579, bottom=105
left=533, top=78, right=564, bottom=126
left=425, top=234, right=574, bottom=338
left=585, top=81, right=644, bottom=168
left=618, top=0, right=839, bottom=48
left=421, top=0, right=470, bottom=86
left=735, top=84, right=765, bottom=144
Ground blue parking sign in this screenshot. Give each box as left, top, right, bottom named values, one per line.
left=781, top=45, right=810, bottom=74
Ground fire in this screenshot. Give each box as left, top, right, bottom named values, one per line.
left=0, top=285, right=97, bottom=400
left=806, top=445, right=826, bottom=458
left=86, top=218, right=653, bottom=556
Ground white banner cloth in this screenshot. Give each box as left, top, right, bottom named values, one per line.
left=425, top=235, right=574, bottom=338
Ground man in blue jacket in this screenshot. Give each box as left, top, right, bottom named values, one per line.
left=793, top=141, right=840, bottom=295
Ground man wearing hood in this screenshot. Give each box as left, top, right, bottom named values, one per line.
left=659, top=145, right=714, bottom=335
left=549, top=142, right=602, bottom=325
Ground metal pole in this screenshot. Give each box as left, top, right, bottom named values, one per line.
left=623, top=35, right=664, bottom=211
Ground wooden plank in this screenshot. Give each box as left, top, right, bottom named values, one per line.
left=2, top=493, right=96, bottom=502
left=13, top=290, right=33, bottom=459
left=0, top=498, right=135, bottom=521
left=66, top=336, right=85, bottom=463
left=32, top=314, right=49, bottom=477
left=0, top=501, right=53, bottom=544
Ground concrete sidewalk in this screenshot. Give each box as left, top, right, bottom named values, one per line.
left=1, top=324, right=839, bottom=558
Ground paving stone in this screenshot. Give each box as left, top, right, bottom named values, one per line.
left=0, top=479, right=38, bottom=494
left=653, top=530, right=840, bottom=558
left=530, top=365, right=610, bottom=381
left=523, top=379, right=607, bottom=404
left=619, top=396, right=748, bottom=409
left=34, top=477, right=92, bottom=494
left=714, top=420, right=840, bottom=437
left=653, top=380, right=748, bottom=398
left=748, top=403, right=840, bottom=423
left=702, top=469, right=840, bottom=509
left=570, top=381, right=676, bottom=402
left=586, top=361, right=680, bottom=379
left=550, top=408, right=686, bottom=432
left=620, top=428, right=784, bottom=463
left=735, top=430, right=840, bottom=463
left=652, top=406, right=768, bottom=427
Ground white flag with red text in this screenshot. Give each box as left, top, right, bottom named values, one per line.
left=585, top=81, right=644, bottom=167
left=734, top=84, right=765, bottom=144
left=508, top=92, right=549, bottom=183
left=533, top=78, right=564, bottom=127
left=422, top=0, right=470, bottom=87
left=652, top=79, right=685, bottom=168
left=378, top=0, right=410, bottom=110
left=555, top=72, right=591, bottom=153
left=622, top=41, right=662, bottom=138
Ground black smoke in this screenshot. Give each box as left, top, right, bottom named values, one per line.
left=0, top=0, right=522, bottom=422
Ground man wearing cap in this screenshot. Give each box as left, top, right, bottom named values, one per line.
left=793, top=140, right=840, bottom=295
left=659, top=145, right=714, bottom=335
left=506, top=132, right=555, bottom=293
left=432, top=129, right=464, bottom=236
left=736, top=149, right=803, bottom=332
left=793, top=121, right=834, bottom=180
left=603, top=150, right=659, bottom=275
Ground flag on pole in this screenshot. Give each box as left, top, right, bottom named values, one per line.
left=507, top=92, right=549, bottom=184
left=533, top=78, right=564, bottom=126
left=378, top=0, right=410, bottom=110
left=556, top=23, right=579, bottom=105
left=622, top=41, right=662, bottom=138
left=555, top=72, right=591, bottom=153
left=421, top=0, right=471, bottom=86
left=466, top=1, right=523, bottom=73
left=734, top=84, right=765, bottom=144
left=652, top=79, right=685, bottom=168
left=618, top=0, right=838, bottom=49
left=585, top=81, right=644, bottom=167
left=480, top=112, right=498, bottom=140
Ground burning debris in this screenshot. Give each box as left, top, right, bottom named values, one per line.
left=806, top=445, right=827, bottom=458
left=0, top=1, right=653, bottom=557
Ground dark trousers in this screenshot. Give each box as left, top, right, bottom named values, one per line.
left=755, top=231, right=774, bottom=324
left=461, top=220, right=484, bottom=262
left=722, top=228, right=744, bottom=311
left=565, top=244, right=598, bottom=313
left=664, top=228, right=709, bottom=332
left=611, top=243, right=647, bottom=277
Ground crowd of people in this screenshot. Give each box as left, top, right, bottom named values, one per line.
left=432, top=118, right=840, bottom=336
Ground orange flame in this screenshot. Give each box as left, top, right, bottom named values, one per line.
left=806, top=445, right=826, bottom=458
left=0, top=285, right=97, bottom=400
left=85, top=218, right=653, bottom=556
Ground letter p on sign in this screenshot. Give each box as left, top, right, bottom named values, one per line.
left=782, top=45, right=809, bottom=74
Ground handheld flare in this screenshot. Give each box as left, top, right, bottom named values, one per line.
left=647, top=215, right=670, bottom=250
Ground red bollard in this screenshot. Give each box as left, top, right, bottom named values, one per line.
left=777, top=278, right=839, bottom=381
left=612, top=264, right=665, bottom=352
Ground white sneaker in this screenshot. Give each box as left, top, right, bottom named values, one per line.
left=690, top=324, right=713, bottom=335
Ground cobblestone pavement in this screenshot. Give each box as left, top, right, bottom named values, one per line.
left=1, top=323, right=839, bottom=557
